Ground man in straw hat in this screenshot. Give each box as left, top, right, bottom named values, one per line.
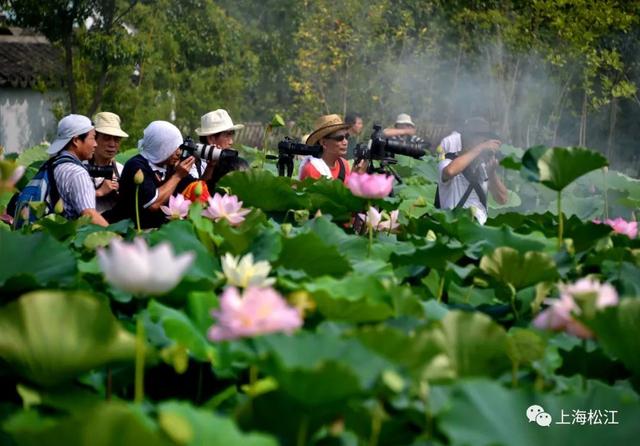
left=383, top=113, right=427, bottom=148
left=437, top=117, right=508, bottom=225
left=108, top=121, right=195, bottom=229
left=89, top=112, right=129, bottom=213
left=192, top=109, right=244, bottom=179
left=300, top=114, right=366, bottom=183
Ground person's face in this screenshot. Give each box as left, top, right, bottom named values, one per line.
left=395, top=123, right=414, bottom=130
left=207, top=130, right=235, bottom=149
left=321, top=130, right=349, bottom=159
left=163, top=147, right=181, bottom=167
left=352, top=117, right=364, bottom=135
left=73, top=129, right=97, bottom=161
left=95, top=132, right=122, bottom=160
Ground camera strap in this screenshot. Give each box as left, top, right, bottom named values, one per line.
left=434, top=152, right=487, bottom=210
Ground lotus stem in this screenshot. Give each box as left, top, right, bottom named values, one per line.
left=368, top=400, right=383, bottom=446
left=436, top=275, right=445, bottom=303
left=367, top=201, right=373, bottom=257
left=135, top=184, right=142, bottom=233
left=512, top=362, right=519, bottom=388
left=296, top=414, right=309, bottom=446
left=134, top=315, right=145, bottom=404
left=603, top=167, right=609, bottom=220
left=106, top=367, right=112, bottom=401
left=557, top=191, right=563, bottom=250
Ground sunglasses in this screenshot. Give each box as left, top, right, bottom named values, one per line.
left=325, top=133, right=350, bottom=142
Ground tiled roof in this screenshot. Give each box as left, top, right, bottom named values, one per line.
left=0, top=34, right=63, bottom=88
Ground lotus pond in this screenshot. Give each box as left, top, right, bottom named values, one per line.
left=0, top=144, right=639, bottom=446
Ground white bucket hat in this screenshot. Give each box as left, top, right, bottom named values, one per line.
left=94, top=112, right=129, bottom=138
left=195, top=109, right=244, bottom=136
left=47, top=114, right=94, bottom=155
left=138, top=121, right=183, bottom=164
left=395, top=113, right=416, bottom=127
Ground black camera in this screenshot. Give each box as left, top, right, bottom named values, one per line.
left=180, top=137, right=238, bottom=163
left=277, top=137, right=323, bottom=158
left=354, top=125, right=427, bottom=162
left=87, top=164, right=115, bottom=178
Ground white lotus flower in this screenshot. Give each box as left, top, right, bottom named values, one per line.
left=97, top=237, right=194, bottom=295
left=221, top=252, right=275, bottom=288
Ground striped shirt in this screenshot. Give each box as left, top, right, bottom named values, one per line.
left=53, top=151, right=96, bottom=218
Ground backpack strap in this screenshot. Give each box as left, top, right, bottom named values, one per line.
left=435, top=151, right=487, bottom=210
left=336, top=158, right=346, bottom=182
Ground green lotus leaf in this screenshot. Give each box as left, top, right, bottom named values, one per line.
left=158, top=401, right=278, bottom=446
left=303, top=274, right=394, bottom=322
left=277, top=231, right=352, bottom=278
left=0, top=290, right=137, bottom=386
left=480, top=247, right=558, bottom=290
left=439, top=379, right=640, bottom=446
left=585, top=299, right=640, bottom=378
left=507, top=328, right=546, bottom=366
left=0, top=231, right=77, bottom=294
left=304, top=178, right=367, bottom=220
left=457, top=219, right=554, bottom=255
left=3, top=402, right=172, bottom=446
left=148, top=300, right=215, bottom=363
left=522, top=146, right=608, bottom=192
left=218, top=170, right=310, bottom=212
left=255, top=332, right=390, bottom=406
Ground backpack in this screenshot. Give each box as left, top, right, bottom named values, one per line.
left=434, top=152, right=487, bottom=210
left=12, top=153, right=85, bottom=228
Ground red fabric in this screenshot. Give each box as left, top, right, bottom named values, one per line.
left=181, top=180, right=211, bottom=203
left=300, top=158, right=351, bottom=184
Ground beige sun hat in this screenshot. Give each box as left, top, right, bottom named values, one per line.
left=93, top=112, right=129, bottom=138
left=306, top=114, right=350, bottom=146
left=196, top=109, right=244, bottom=136
left=395, top=113, right=416, bottom=127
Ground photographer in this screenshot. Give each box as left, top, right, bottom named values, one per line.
left=383, top=113, right=427, bottom=148
left=88, top=112, right=128, bottom=213
left=437, top=117, right=508, bottom=224
left=300, top=114, right=366, bottom=183
left=107, top=121, right=195, bottom=229
left=23, top=114, right=108, bottom=227
left=193, top=109, right=244, bottom=179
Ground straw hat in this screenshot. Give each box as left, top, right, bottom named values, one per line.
left=306, top=114, right=350, bottom=146
left=395, top=113, right=416, bottom=127
left=196, top=109, right=244, bottom=136
left=94, top=112, right=129, bottom=138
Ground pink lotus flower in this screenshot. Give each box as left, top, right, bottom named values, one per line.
left=347, top=172, right=393, bottom=199
left=202, top=193, right=251, bottom=226
left=533, top=278, right=619, bottom=339
left=97, top=237, right=194, bottom=296
left=602, top=217, right=637, bottom=239
left=357, top=206, right=400, bottom=232
left=208, top=286, right=303, bottom=341
left=160, top=194, right=191, bottom=220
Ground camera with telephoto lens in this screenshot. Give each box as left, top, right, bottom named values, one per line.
left=87, top=164, right=115, bottom=178
left=277, top=137, right=323, bottom=158
left=354, top=124, right=427, bottom=162
left=180, top=137, right=238, bottom=163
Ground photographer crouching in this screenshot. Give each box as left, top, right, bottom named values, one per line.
left=106, top=121, right=195, bottom=229
left=437, top=117, right=508, bottom=225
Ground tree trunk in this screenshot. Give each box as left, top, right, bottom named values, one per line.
left=579, top=91, right=588, bottom=147
left=87, top=69, right=109, bottom=117
left=607, top=97, right=618, bottom=161
left=63, top=33, right=77, bottom=113
left=501, top=56, right=521, bottom=143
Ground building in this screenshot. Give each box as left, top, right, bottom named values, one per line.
left=0, top=25, right=62, bottom=154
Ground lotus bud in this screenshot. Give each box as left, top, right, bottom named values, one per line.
left=54, top=199, right=64, bottom=215
left=134, top=169, right=144, bottom=185
left=194, top=181, right=203, bottom=198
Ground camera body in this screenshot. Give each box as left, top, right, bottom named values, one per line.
left=354, top=125, right=427, bottom=162
left=87, top=164, right=115, bottom=178
left=180, top=137, right=239, bottom=163
left=277, top=137, right=323, bottom=158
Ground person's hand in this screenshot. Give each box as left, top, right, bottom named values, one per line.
left=175, top=156, right=195, bottom=179
left=96, top=179, right=119, bottom=197
left=486, top=155, right=499, bottom=174
left=480, top=139, right=502, bottom=153
left=353, top=159, right=369, bottom=173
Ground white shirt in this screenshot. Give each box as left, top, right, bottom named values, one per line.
left=436, top=131, right=462, bottom=159
left=438, top=157, right=489, bottom=225
left=53, top=151, right=96, bottom=218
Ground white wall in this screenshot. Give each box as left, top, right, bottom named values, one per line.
left=0, top=88, right=59, bottom=153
